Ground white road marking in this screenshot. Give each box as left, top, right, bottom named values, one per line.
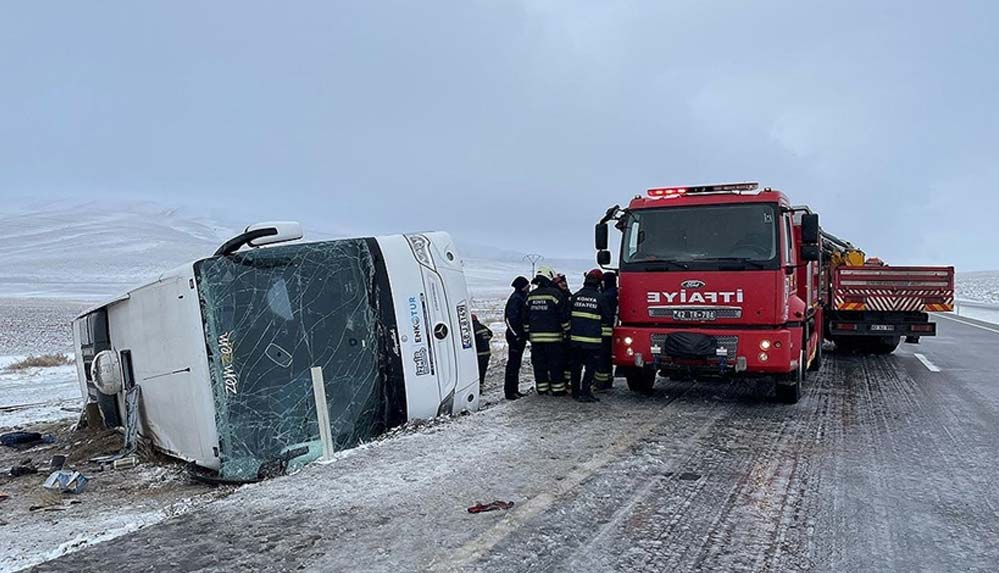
left=935, top=313, right=999, bottom=335
left=914, top=353, right=941, bottom=372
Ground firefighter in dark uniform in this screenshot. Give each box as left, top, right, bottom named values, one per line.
left=594, top=271, right=618, bottom=391
left=570, top=269, right=613, bottom=402
left=472, top=314, right=492, bottom=386
left=554, top=273, right=573, bottom=395
left=503, top=276, right=530, bottom=400
left=524, top=267, right=570, bottom=395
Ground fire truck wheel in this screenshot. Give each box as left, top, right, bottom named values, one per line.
left=624, top=367, right=656, bottom=395
left=776, top=350, right=805, bottom=404
left=808, top=341, right=823, bottom=371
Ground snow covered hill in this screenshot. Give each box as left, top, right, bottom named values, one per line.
left=0, top=201, right=591, bottom=301
left=0, top=201, right=233, bottom=298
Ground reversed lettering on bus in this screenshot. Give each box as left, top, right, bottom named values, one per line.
left=218, top=331, right=239, bottom=395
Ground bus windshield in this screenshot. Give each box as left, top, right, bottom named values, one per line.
left=621, top=203, right=780, bottom=270
left=194, top=238, right=405, bottom=481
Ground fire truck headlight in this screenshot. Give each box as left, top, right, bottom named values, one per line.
left=760, top=339, right=772, bottom=350
left=623, top=336, right=633, bottom=346
left=626, top=347, right=635, bottom=357
left=758, top=352, right=769, bottom=362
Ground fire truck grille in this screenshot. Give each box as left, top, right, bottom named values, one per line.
left=648, top=307, right=742, bottom=319
left=650, top=334, right=739, bottom=358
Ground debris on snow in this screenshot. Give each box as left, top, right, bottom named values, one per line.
left=467, top=500, right=515, bottom=514
left=42, top=469, right=89, bottom=494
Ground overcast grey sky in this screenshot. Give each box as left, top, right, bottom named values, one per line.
left=1, top=1, right=996, bottom=270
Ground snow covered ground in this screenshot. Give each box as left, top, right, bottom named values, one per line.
left=956, top=270, right=999, bottom=304
left=0, top=356, right=81, bottom=429
left=0, top=299, right=88, bottom=356
left=953, top=271, right=999, bottom=325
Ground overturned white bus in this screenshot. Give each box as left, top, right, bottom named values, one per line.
left=72, top=223, right=480, bottom=481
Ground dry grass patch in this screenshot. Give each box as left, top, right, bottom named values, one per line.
left=5, top=353, right=73, bottom=371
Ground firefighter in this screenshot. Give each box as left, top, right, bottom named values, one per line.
left=472, top=314, right=493, bottom=386
left=570, top=269, right=613, bottom=403
left=524, top=267, right=570, bottom=395
left=594, top=271, right=618, bottom=392
left=503, top=276, right=530, bottom=400
left=554, top=273, right=573, bottom=395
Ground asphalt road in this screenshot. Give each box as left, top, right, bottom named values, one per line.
left=26, top=315, right=999, bottom=573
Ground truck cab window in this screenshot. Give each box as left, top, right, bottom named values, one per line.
left=783, top=215, right=795, bottom=266
left=620, top=203, right=779, bottom=270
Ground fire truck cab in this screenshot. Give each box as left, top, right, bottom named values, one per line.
left=595, top=183, right=822, bottom=403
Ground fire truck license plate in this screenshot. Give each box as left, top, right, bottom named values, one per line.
left=673, top=309, right=717, bottom=321
left=870, top=324, right=894, bottom=331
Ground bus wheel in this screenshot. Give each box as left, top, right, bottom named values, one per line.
left=625, top=367, right=656, bottom=395
left=776, top=350, right=805, bottom=404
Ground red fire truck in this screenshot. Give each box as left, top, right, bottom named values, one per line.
left=594, top=182, right=954, bottom=403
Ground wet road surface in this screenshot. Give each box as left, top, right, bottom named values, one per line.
left=26, top=316, right=999, bottom=572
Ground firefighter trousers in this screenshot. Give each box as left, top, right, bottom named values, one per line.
left=571, top=346, right=600, bottom=398
left=477, top=354, right=490, bottom=386
left=594, top=337, right=613, bottom=389
left=504, top=331, right=527, bottom=397
left=530, top=341, right=565, bottom=394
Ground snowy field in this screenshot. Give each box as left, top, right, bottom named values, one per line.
left=0, top=356, right=81, bottom=429
left=956, top=270, right=999, bottom=304
left=0, top=299, right=88, bottom=356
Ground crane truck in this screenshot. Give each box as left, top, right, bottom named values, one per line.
left=594, top=182, right=954, bottom=403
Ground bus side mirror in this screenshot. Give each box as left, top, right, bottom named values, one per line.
left=595, top=223, right=608, bottom=251
left=215, top=221, right=304, bottom=256
left=801, top=213, right=820, bottom=245
left=597, top=250, right=611, bottom=266
left=801, top=244, right=820, bottom=262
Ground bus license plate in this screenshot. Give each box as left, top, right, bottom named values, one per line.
left=673, top=309, right=717, bottom=321
left=870, top=324, right=894, bottom=331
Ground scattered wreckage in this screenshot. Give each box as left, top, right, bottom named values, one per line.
left=72, top=223, right=480, bottom=482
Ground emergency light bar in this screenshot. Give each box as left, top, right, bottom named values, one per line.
left=647, top=182, right=760, bottom=198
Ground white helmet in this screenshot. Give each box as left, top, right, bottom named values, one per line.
left=536, top=265, right=556, bottom=281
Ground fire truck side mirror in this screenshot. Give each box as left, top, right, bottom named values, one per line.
left=597, top=250, right=612, bottom=266
left=801, top=213, right=820, bottom=244
left=801, top=244, right=820, bottom=262
left=595, top=223, right=609, bottom=250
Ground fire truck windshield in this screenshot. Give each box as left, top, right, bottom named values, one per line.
left=620, top=203, right=779, bottom=271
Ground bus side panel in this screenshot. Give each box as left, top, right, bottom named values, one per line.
left=378, top=235, right=445, bottom=419
left=422, top=232, right=480, bottom=414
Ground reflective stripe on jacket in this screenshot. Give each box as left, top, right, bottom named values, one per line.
left=525, top=281, right=570, bottom=344
left=569, top=284, right=613, bottom=349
